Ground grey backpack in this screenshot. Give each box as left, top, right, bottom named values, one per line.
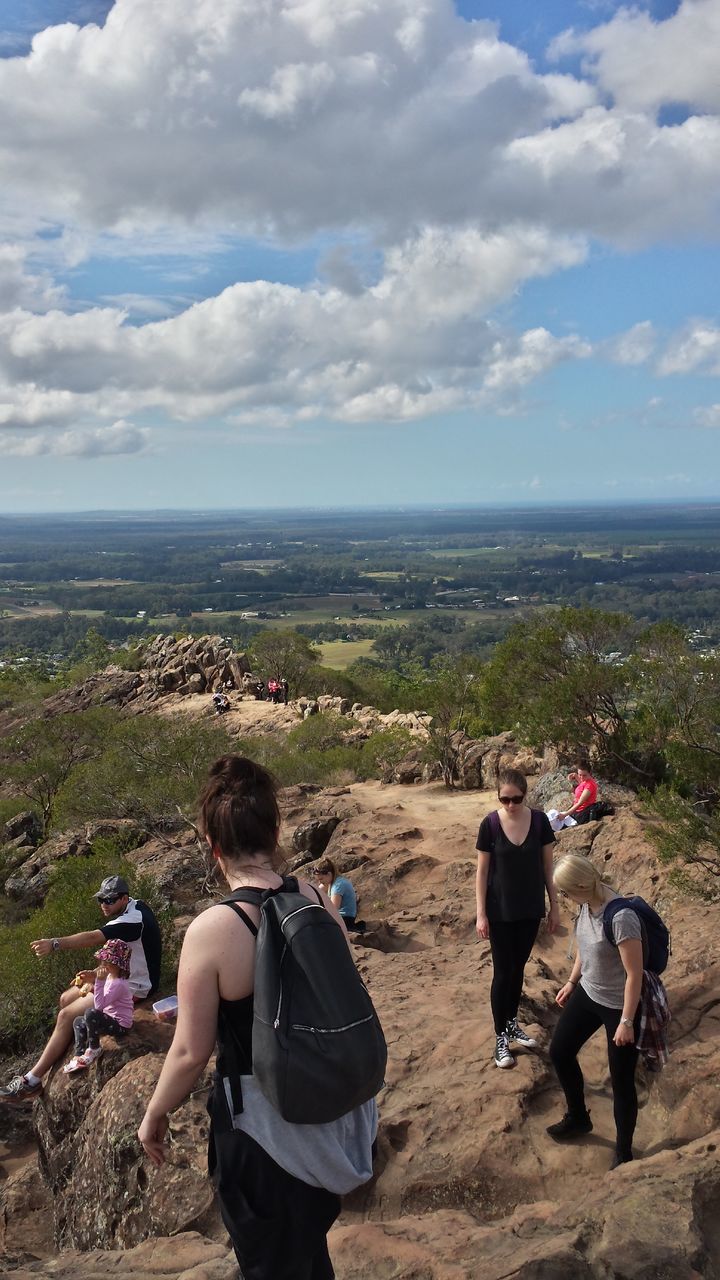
left=223, top=877, right=386, bottom=1124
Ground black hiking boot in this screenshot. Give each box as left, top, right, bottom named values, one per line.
left=546, top=1110, right=593, bottom=1141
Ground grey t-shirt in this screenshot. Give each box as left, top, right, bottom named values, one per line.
left=576, top=898, right=642, bottom=1009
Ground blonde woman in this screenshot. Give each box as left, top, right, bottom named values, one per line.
left=547, top=853, right=643, bottom=1169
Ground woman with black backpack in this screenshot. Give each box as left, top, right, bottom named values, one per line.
left=547, top=852, right=644, bottom=1169
left=138, top=755, right=378, bottom=1280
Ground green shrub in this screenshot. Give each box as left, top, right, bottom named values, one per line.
left=0, top=845, right=177, bottom=1053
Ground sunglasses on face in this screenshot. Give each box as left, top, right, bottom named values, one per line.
left=499, top=794, right=524, bottom=805
left=98, top=895, right=122, bottom=905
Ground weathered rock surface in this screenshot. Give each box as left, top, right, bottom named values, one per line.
left=33, top=1009, right=220, bottom=1252
left=3, top=780, right=719, bottom=1279
left=291, top=815, right=341, bottom=858
left=4, top=820, right=148, bottom=907
left=529, top=769, right=636, bottom=814
left=39, top=635, right=252, bottom=720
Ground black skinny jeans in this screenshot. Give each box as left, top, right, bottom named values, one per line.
left=211, top=1125, right=340, bottom=1280
left=549, top=982, right=639, bottom=1158
left=488, top=918, right=540, bottom=1035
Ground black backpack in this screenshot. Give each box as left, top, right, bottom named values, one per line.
left=602, top=895, right=670, bottom=975
left=222, top=877, right=387, bottom=1125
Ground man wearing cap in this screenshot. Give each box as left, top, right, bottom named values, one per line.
left=0, top=875, right=161, bottom=1103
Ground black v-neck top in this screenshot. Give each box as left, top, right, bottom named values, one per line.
left=476, top=809, right=555, bottom=922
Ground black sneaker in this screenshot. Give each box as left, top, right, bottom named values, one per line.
left=494, top=1033, right=515, bottom=1069
left=505, top=1018, right=538, bottom=1049
left=0, top=1075, right=42, bottom=1104
left=546, top=1110, right=593, bottom=1140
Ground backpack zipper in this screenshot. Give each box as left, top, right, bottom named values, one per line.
left=291, top=1013, right=374, bottom=1034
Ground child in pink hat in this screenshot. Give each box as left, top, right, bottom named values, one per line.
left=64, top=938, right=134, bottom=1073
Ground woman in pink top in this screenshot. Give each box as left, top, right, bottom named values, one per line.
left=63, top=938, right=134, bottom=1073
left=558, top=761, right=599, bottom=827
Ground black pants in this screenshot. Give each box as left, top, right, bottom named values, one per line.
left=73, top=1008, right=128, bottom=1052
left=549, top=983, right=639, bottom=1158
left=488, top=918, right=540, bottom=1035
left=210, top=1124, right=340, bottom=1280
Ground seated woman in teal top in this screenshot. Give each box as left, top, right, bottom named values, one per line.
left=315, top=858, right=361, bottom=930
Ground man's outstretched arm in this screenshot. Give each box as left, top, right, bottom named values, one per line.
left=31, top=929, right=106, bottom=957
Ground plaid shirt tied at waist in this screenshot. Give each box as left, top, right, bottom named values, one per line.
left=636, top=970, right=671, bottom=1072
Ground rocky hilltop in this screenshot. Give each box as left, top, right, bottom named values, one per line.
left=1, top=658, right=719, bottom=1279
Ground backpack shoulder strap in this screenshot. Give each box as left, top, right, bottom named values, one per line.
left=488, top=810, right=500, bottom=841
left=530, top=808, right=543, bottom=837
left=222, top=901, right=259, bottom=937
left=602, top=896, right=647, bottom=956
left=219, top=887, right=264, bottom=938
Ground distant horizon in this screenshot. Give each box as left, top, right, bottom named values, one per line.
left=3, top=497, right=720, bottom=521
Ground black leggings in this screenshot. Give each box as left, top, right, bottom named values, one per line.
left=211, top=1125, right=340, bottom=1280
left=73, top=1008, right=128, bottom=1052
left=488, top=919, right=540, bottom=1035
left=549, top=983, right=639, bottom=1158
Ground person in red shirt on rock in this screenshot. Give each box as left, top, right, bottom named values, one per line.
left=557, top=761, right=599, bottom=826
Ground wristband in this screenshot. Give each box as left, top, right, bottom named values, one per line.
left=51, top=938, right=61, bottom=951
left=567, top=979, right=577, bottom=987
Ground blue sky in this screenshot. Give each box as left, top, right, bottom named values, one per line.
left=0, top=0, right=719, bottom=511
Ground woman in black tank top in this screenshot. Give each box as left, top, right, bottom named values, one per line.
left=475, top=768, right=559, bottom=1071
left=139, top=755, right=357, bottom=1280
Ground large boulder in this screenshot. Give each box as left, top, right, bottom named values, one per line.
left=33, top=1011, right=220, bottom=1251
left=3, top=820, right=147, bottom=907
left=2, top=811, right=42, bottom=849
left=291, top=816, right=341, bottom=858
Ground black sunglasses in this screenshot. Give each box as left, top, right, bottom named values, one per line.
left=499, top=794, right=524, bottom=805
left=98, top=894, right=122, bottom=905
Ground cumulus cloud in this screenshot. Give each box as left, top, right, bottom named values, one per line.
left=0, top=244, right=66, bottom=312
left=657, top=324, right=720, bottom=376
left=550, top=0, right=720, bottom=114
left=0, top=0, right=717, bottom=250
left=0, top=419, right=148, bottom=457
left=0, top=225, right=590, bottom=430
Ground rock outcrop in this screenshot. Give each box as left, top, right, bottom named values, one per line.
left=4, top=820, right=148, bottom=908
left=40, top=635, right=252, bottom=718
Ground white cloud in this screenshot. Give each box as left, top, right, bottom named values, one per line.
left=0, top=225, right=591, bottom=431
left=694, top=404, right=720, bottom=428
left=0, top=419, right=148, bottom=457
left=550, top=0, right=720, bottom=114
left=605, top=320, right=656, bottom=366
left=658, top=324, right=720, bottom=375
left=0, top=244, right=66, bottom=311
left=0, top=0, right=716, bottom=252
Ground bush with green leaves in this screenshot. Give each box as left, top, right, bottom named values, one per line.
left=54, top=713, right=232, bottom=837
left=0, top=841, right=177, bottom=1053
left=234, top=719, right=416, bottom=788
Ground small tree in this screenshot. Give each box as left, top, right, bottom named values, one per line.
left=4, top=707, right=117, bottom=836
left=249, top=630, right=319, bottom=694
left=423, top=658, right=484, bottom=789
left=480, top=607, right=647, bottom=780
left=645, top=786, right=720, bottom=896
left=56, top=714, right=232, bottom=845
